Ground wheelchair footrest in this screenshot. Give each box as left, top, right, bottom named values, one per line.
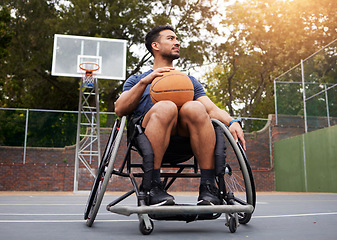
left=147, top=204, right=220, bottom=222
left=107, top=204, right=254, bottom=217
left=149, top=212, right=199, bottom=222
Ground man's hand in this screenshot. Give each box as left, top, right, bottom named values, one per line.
left=140, top=67, right=175, bottom=85
left=229, top=122, right=246, bottom=151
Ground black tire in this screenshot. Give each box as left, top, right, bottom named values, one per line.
left=139, top=219, right=154, bottom=235
left=84, top=167, right=104, bottom=221
left=211, top=119, right=256, bottom=225
left=84, top=117, right=126, bottom=227
left=84, top=119, right=120, bottom=221
left=229, top=217, right=237, bottom=233
left=236, top=141, right=256, bottom=224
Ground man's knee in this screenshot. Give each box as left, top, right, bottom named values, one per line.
left=145, top=101, right=178, bottom=125
left=179, top=101, right=209, bottom=123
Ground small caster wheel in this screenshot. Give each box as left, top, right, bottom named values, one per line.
left=229, top=217, right=237, bottom=233
left=139, top=219, right=154, bottom=235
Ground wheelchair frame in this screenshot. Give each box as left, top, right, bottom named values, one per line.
left=84, top=116, right=256, bottom=235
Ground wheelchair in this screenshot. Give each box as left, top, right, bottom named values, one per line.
left=84, top=116, right=256, bottom=235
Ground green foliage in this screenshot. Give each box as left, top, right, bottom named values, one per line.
left=2, top=0, right=336, bottom=139
left=0, top=6, right=13, bottom=106
left=0, top=110, right=78, bottom=147
left=27, top=111, right=77, bottom=147
left=0, top=6, right=12, bottom=60
left=0, top=0, right=78, bottom=110
left=206, top=0, right=337, bottom=125
left=0, top=0, right=220, bottom=111
left=0, top=0, right=220, bottom=145
left=0, top=110, right=26, bottom=146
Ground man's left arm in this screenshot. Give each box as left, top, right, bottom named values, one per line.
left=196, top=96, right=246, bottom=150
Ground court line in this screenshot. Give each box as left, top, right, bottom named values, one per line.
left=0, top=204, right=84, bottom=206
left=253, top=212, right=337, bottom=219
left=0, top=219, right=138, bottom=223
left=0, top=212, right=336, bottom=223
left=0, top=202, right=268, bottom=206
left=0, top=213, right=110, bottom=216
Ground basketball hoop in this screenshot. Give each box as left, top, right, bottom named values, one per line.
left=79, top=62, right=100, bottom=88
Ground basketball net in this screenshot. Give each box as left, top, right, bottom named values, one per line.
left=79, top=62, right=100, bottom=88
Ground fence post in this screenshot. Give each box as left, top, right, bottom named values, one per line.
left=325, top=84, right=331, bottom=127
left=302, top=134, right=308, bottom=192
left=301, top=60, right=308, bottom=133
left=274, top=80, right=278, bottom=125
left=23, top=109, right=29, bottom=164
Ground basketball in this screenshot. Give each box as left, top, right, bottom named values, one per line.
left=150, top=70, right=194, bottom=108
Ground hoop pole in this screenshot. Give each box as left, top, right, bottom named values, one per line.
left=74, top=77, right=84, bottom=192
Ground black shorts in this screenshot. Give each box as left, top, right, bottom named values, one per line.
left=127, top=115, right=194, bottom=164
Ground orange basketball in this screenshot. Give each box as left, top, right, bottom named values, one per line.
left=150, top=70, right=194, bottom=108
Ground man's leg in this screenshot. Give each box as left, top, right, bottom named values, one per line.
left=142, top=101, right=178, bottom=168
left=178, top=101, right=220, bottom=205
left=177, top=101, right=215, bottom=168
left=141, top=101, right=178, bottom=205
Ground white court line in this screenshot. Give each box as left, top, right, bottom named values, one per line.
left=0, top=212, right=336, bottom=223
left=0, top=213, right=110, bottom=216
left=0, top=204, right=84, bottom=206
left=0, top=202, right=268, bottom=206
left=253, top=212, right=337, bottom=219
left=0, top=219, right=138, bottom=223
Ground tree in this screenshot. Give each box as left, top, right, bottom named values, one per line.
left=206, top=0, right=337, bottom=126
left=0, top=6, right=12, bottom=61
left=57, top=0, right=220, bottom=113
left=0, top=0, right=221, bottom=146
left=0, top=6, right=13, bottom=105
left=0, top=0, right=220, bottom=112
left=0, top=0, right=79, bottom=110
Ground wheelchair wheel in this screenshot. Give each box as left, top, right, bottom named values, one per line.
left=211, top=119, right=256, bottom=225
left=84, top=118, right=118, bottom=221
left=139, top=219, right=154, bottom=235
left=84, top=116, right=126, bottom=227
left=228, top=216, right=237, bottom=233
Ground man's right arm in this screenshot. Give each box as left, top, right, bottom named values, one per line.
left=114, top=79, right=148, bottom=117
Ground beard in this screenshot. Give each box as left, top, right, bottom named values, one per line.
left=161, top=51, right=180, bottom=61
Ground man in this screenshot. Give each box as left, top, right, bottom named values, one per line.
left=115, top=25, right=245, bottom=206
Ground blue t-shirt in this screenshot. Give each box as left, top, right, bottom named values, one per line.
left=123, top=69, right=206, bottom=117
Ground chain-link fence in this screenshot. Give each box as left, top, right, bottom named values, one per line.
left=0, top=108, right=117, bottom=163
left=0, top=108, right=268, bottom=147
left=0, top=107, right=268, bottom=164
left=274, top=38, right=337, bottom=132
left=0, top=108, right=117, bottom=147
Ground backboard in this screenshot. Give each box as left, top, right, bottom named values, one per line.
left=51, top=34, right=127, bottom=80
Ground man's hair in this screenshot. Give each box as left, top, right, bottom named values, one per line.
left=145, top=25, right=175, bottom=55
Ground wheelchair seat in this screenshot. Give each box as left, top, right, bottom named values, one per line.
left=84, top=116, right=256, bottom=235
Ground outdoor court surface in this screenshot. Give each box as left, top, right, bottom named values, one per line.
left=1, top=192, right=336, bottom=240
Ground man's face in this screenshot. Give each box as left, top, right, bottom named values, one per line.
left=155, top=29, right=180, bottom=60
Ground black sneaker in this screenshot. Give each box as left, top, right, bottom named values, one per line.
left=197, top=180, right=221, bottom=205
left=149, top=181, right=175, bottom=206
